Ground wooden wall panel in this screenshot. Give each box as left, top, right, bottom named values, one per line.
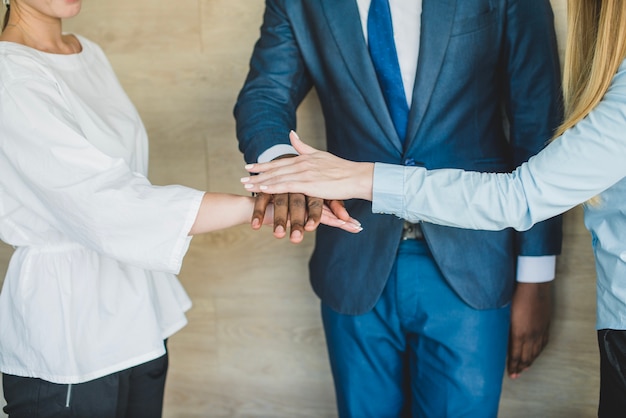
left=1, top=1, right=601, bottom=416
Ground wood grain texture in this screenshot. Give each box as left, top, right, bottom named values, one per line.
left=1, top=1, right=601, bottom=416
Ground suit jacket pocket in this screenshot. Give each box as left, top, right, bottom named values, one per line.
left=451, top=8, right=497, bottom=36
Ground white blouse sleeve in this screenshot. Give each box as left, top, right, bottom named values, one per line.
left=0, top=75, right=204, bottom=274
left=372, top=64, right=626, bottom=231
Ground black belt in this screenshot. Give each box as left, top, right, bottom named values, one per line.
left=401, top=221, right=424, bottom=240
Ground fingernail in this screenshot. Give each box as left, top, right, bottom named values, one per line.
left=260, top=185, right=268, bottom=190
left=244, top=164, right=254, bottom=170
left=241, top=177, right=250, bottom=183
left=244, top=184, right=254, bottom=189
left=292, top=230, right=302, bottom=240
left=251, top=218, right=260, bottom=228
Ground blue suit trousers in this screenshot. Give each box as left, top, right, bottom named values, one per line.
left=322, top=240, right=511, bottom=418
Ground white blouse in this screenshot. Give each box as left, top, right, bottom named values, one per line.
left=0, top=36, right=205, bottom=383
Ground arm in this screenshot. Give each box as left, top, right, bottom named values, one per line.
left=188, top=193, right=262, bottom=236
left=501, top=0, right=563, bottom=377
left=234, top=0, right=311, bottom=166
left=374, top=65, right=626, bottom=229
left=189, top=192, right=360, bottom=236
left=1, top=76, right=205, bottom=273
left=234, top=0, right=350, bottom=243
left=1, top=77, right=359, bottom=269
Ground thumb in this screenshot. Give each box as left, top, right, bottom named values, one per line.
left=290, top=130, right=317, bottom=155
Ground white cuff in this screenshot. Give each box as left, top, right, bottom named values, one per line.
left=258, top=144, right=298, bottom=163
left=516, top=255, right=556, bottom=283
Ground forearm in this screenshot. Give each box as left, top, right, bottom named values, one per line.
left=234, top=0, right=312, bottom=164
left=504, top=0, right=562, bottom=167
left=354, top=162, right=375, bottom=201
left=189, top=193, right=255, bottom=235
left=372, top=163, right=538, bottom=230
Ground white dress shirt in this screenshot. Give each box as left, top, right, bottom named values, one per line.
left=0, top=36, right=204, bottom=383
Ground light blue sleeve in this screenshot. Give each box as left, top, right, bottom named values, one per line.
left=372, top=62, right=626, bottom=231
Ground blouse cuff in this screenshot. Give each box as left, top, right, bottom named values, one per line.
left=167, top=190, right=205, bottom=274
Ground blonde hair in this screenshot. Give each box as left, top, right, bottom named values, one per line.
left=556, top=0, right=626, bottom=136
left=556, top=1, right=626, bottom=205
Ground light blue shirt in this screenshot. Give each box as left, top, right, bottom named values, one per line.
left=373, top=59, right=626, bottom=330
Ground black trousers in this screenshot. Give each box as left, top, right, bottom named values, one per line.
left=598, top=329, right=626, bottom=418
left=2, top=349, right=168, bottom=418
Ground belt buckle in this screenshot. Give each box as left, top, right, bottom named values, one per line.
left=401, top=221, right=423, bottom=240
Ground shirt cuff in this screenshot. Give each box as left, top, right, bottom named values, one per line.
left=516, top=256, right=556, bottom=283
left=258, top=144, right=298, bottom=163
left=372, top=163, right=407, bottom=217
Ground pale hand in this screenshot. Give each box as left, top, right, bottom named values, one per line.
left=241, top=131, right=375, bottom=202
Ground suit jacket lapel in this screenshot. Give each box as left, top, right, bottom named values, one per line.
left=321, top=0, right=402, bottom=153
left=405, top=0, right=457, bottom=151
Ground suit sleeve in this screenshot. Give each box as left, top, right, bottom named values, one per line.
left=501, top=0, right=564, bottom=256
left=234, top=0, right=314, bottom=163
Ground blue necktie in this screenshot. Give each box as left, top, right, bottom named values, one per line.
left=368, top=0, right=409, bottom=142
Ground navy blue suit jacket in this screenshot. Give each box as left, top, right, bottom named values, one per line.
left=235, top=0, right=563, bottom=314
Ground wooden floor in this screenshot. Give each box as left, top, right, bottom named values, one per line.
left=1, top=0, right=602, bottom=416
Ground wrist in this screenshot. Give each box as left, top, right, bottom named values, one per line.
left=357, top=162, right=375, bottom=201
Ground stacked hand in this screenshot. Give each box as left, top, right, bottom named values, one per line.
left=241, top=131, right=375, bottom=202
left=242, top=132, right=366, bottom=242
